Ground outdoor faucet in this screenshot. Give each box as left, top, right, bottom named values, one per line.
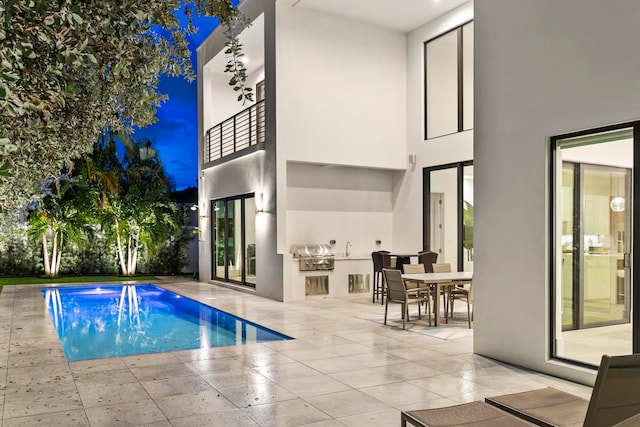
left=346, top=241, right=351, bottom=257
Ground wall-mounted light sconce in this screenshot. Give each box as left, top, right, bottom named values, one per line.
left=408, top=154, right=417, bottom=171
left=190, top=204, right=198, bottom=211
left=200, top=203, right=209, bottom=218
left=256, top=192, right=264, bottom=213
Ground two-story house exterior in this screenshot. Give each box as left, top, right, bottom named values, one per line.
left=199, top=0, right=640, bottom=387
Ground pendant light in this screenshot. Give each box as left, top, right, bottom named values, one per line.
left=610, top=173, right=625, bottom=212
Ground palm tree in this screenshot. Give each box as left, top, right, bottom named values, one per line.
left=98, top=135, right=178, bottom=276
left=28, top=176, right=93, bottom=277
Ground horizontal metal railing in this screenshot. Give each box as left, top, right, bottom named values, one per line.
left=204, top=100, right=265, bottom=163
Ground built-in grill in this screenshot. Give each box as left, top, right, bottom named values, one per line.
left=290, top=243, right=335, bottom=271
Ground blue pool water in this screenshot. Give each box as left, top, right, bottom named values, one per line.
left=42, top=284, right=292, bottom=361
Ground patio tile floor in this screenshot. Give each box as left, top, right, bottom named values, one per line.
left=0, top=279, right=592, bottom=426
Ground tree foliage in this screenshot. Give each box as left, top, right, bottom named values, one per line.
left=101, top=135, right=180, bottom=276
left=27, top=174, right=93, bottom=277
left=0, top=0, right=250, bottom=213
left=23, top=134, right=193, bottom=278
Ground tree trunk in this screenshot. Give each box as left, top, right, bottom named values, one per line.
left=49, top=232, right=58, bottom=278
left=130, top=233, right=139, bottom=276
left=42, top=234, right=51, bottom=277
left=115, top=219, right=128, bottom=275
left=53, top=232, right=63, bottom=277
left=127, top=234, right=133, bottom=276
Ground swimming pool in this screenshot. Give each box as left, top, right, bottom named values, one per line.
left=42, top=284, right=292, bottom=361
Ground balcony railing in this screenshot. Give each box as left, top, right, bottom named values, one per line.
left=204, top=100, right=265, bottom=163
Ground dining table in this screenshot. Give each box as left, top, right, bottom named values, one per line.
left=401, top=271, right=473, bottom=326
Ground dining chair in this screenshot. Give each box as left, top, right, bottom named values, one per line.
left=402, top=264, right=431, bottom=326
left=382, top=268, right=426, bottom=329
left=432, top=263, right=472, bottom=328
left=418, top=250, right=438, bottom=272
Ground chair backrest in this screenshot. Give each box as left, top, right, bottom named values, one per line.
left=418, top=251, right=438, bottom=272
left=583, top=353, right=640, bottom=426
left=403, top=264, right=426, bottom=274
left=382, top=268, right=408, bottom=303
left=432, top=263, right=452, bottom=273
left=372, top=251, right=393, bottom=272
left=371, top=251, right=383, bottom=272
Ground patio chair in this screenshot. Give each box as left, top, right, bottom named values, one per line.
left=400, top=353, right=640, bottom=427
left=432, top=262, right=472, bottom=328
left=402, top=263, right=431, bottom=326
left=401, top=401, right=533, bottom=426
left=485, top=353, right=640, bottom=427
left=382, top=268, right=426, bottom=329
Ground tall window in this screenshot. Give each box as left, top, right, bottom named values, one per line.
left=212, top=194, right=256, bottom=287
left=424, top=21, right=474, bottom=139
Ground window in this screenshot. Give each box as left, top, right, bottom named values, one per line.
left=211, top=194, right=256, bottom=287
left=424, top=21, right=474, bottom=139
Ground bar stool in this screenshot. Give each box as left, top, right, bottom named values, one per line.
left=371, top=250, right=391, bottom=304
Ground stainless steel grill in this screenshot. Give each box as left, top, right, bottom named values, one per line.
left=290, top=244, right=335, bottom=271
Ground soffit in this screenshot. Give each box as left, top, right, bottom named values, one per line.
left=282, top=0, right=470, bottom=33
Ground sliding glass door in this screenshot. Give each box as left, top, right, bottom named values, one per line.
left=211, top=194, right=256, bottom=287
left=423, top=161, right=473, bottom=272
left=552, top=125, right=636, bottom=366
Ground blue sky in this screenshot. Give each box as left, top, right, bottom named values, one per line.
left=132, top=12, right=221, bottom=190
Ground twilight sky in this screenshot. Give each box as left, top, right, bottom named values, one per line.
left=132, top=12, right=221, bottom=190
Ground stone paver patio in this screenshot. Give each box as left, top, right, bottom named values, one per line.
left=0, top=278, right=591, bottom=426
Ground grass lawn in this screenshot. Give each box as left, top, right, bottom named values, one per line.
left=0, top=275, right=159, bottom=293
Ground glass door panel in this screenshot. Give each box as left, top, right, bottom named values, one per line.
left=582, top=167, right=629, bottom=327
left=213, top=200, right=226, bottom=280
left=561, top=166, right=575, bottom=329
left=463, top=165, right=474, bottom=272
left=244, top=197, right=256, bottom=285
left=426, top=162, right=473, bottom=272
left=554, top=128, right=633, bottom=366
left=430, top=168, right=458, bottom=267
left=228, top=199, right=242, bottom=283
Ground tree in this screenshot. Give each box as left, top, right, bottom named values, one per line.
left=97, top=136, right=178, bottom=276
left=0, top=0, right=251, bottom=214
left=27, top=175, right=93, bottom=278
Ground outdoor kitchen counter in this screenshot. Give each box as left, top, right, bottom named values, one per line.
left=284, top=253, right=372, bottom=301
left=334, top=255, right=370, bottom=260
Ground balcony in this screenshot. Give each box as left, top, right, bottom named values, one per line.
left=204, top=100, right=265, bottom=163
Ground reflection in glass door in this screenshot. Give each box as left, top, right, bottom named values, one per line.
left=553, top=126, right=633, bottom=366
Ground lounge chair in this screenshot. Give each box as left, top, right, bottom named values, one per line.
left=486, top=354, right=640, bottom=427
left=400, top=353, right=640, bottom=427
left=401, top=401, right=533, bottom=426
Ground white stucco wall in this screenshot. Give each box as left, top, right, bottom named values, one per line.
left=393, top=2, right=474, bottom=254
left=474, top=0, right=640, bottom=384
left=274, top=4, right=407, bottom=169
left=273, top=3, right=408, bottom=260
